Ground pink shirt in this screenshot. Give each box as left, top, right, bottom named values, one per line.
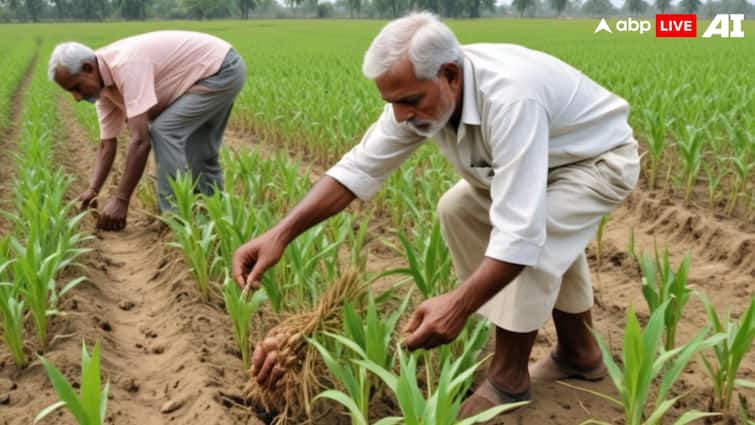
left=95, top=31, right=231, bottom=140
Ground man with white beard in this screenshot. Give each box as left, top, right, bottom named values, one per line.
left=232, top=12, right=639, bottom=419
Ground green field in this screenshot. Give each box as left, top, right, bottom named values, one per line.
left=7, top=18, right=752, bottom=219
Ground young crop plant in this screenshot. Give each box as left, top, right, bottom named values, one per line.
left=385, top=220, right=454, bottom=299
left=0, top=250, right=27, bottom=368
left=310, top=336, right=372, bottom=425
left=674, top=123, right=705, bottom=203
left=163, top=215, right=216, bottom=303
left=356, top=346, right=527, bottom=425
left=725, top=131, right=753, bottom=216
left=310, top=290, right=412, bottom=424
left=136, top=177, right=160, bottom=216
left=223, top=277, right=268, bottom=370
left=639, top=245, right=692, bottom=350
left=167, top=171, right=201, bottom=224
left=342, top=291, right=411, bottom=371
left=203, top=189, right=260, bottom=280
left=698, top=293, right=755, bottom=416
left=273, top=224, right=346, bottom=311
left=703, top=160, right=725, bottom=210
left=9, top=237, right=87, bottom=351
left=640, top=97, right=674, bottom=191
left=35, top=341, right=109, bottom=425
left=573, top=302, right=721, bottom=425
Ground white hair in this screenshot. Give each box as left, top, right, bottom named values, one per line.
left=48, top=42, right=96, bottom=81
left=362, top=12, right=464, bottom=81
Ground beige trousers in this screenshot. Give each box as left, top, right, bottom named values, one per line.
left=437, top=143, right=640, bottom=333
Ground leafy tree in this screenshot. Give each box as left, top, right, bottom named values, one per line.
left=239, top=0, right=255, bottom=18
left=464, top=0, right=495, bottom=17
left=116, top=0, right=147, bottom=19
left=317, top=1, right=333, bottom=16
left=24, top=0, right=41, bottom=21
left=625, top=0, right=646, bottom=14
left=549, top=0, right=568, bottom=16
left=50, top=0, right=69, bottom=19
left=582, top=0, right=615, bottom=15
left=414, top=0, right=440, bottom=13
left=372, top=0, right=410, bottom=17
left=346, top=0, right=360, bottom=17
left=512, top=0, right=533, bottom=16
left=655, top=0, right=670, bottom=12
left=182, top=0, right=230, bottom=19
left=440, top=0, right=461, bottom=16
left=680, top=0, right=701, bottom=12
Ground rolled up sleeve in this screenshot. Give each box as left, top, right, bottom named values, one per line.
left=484, top=98, right=550, bottom=266
left=96, top=96, right=125, bottom=140
left=326, top=105, right=424, bottom=200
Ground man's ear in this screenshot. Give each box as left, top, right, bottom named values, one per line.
left=440, top=62, right=461, bottom=87
left=81, top=61, right=95, bottom=73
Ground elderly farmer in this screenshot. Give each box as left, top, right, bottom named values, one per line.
left=49, top=31, right=246, bottom=230
left=232, top=12, right=639, bottom=418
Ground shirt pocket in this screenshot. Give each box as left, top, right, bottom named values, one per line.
left=470, top=160, right=495, bottom=183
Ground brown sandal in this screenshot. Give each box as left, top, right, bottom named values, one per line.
left=529, top=352, right=607, bottom=383
left=457, top=378, right=530, bottom=421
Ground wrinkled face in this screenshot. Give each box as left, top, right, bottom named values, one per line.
left=375, top=57, right=462, bottom=137
left=54, top=61, right=102, bottom=104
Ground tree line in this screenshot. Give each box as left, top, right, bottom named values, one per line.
left=0, top=0, right=752, bottom=25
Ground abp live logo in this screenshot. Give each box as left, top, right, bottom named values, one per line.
left=656, top=14, right=696, bottom=37
left=595, top=14, right=745, bottom=38
left=656, top=14, right=745, bottom=38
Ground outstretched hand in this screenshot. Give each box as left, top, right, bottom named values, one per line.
left=403, top=290, right=472, bottom=351
left=232, top=231, right=286, bottom=291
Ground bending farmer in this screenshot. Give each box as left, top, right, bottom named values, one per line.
left=49, top=31, right=246, bottom=230
left=232, top=13, right=639, bottom=419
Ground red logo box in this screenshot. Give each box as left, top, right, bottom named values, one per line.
left=656, top=14, right=697, bottom=37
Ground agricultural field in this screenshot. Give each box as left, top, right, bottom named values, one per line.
left=0, top=18, right=754, bottom=425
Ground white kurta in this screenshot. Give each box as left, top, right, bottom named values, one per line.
left=327, top=43, right=639, bottom=331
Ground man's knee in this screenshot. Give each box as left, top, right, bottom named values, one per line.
left=437, top=187, right=459, bottom=227
left=437, top=183, right=472, bottom=229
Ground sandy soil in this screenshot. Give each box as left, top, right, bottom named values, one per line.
left=0, top=103, right=753, bottom=425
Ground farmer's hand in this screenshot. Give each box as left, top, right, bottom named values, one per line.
left=97, top=197, right=128, bottom=231
left=78, top=187, right=98, bottom=210
left=251, top=334, right=287, bottom=388
left=403, top=290, right=472, bottom=351
left=232, top=231, right=287, bottom=290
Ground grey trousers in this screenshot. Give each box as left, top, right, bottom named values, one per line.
left=149, top=48, right=246, bottom=212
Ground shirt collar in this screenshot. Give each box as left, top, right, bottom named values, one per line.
left=456, top=54, right=481, bottom=143
left=95, top=52, right=114, bottom=87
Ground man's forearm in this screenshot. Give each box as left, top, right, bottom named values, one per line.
left=89, top=138, right=117, bottom=192
left=273, top=175, right=356, bottom=244
left=455, top=257, right=525, bottom=315
left=115, top=134, right=151, bottom=200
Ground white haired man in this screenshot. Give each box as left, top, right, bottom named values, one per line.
left=49, top=31, right=246, bottom=230
left=232, top=12, right=639, bottom=418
